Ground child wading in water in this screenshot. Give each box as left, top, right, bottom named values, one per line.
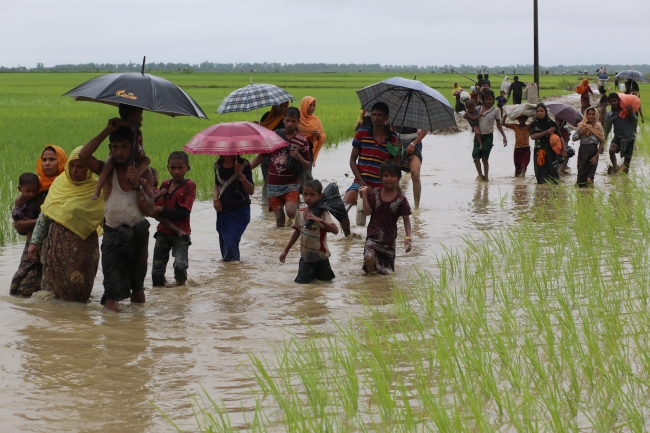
left=13, top=173, right=41, bottom=241
left=360, top=161, right=412, bottom=275
left=92, top=105, right=151, bottom=200
left=151, top=151, right=196, bottom=286
left=280, top=179, right=338, bottom=283
left=502, top=115, right=531, bottom=177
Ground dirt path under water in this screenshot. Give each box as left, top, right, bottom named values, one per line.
left=0, top=97, right=623, bottom=431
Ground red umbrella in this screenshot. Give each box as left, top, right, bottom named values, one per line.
left=183, top=121, right=287, bottom=156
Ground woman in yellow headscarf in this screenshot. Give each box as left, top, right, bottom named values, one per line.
left=298, top=96, right=327, bottom=166
left=26, top=147, right=105, bottom=303
left=10, top=144, right=68, bottom=298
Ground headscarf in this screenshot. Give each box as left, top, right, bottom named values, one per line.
left=452, top=82, right=462, bottom=95
left=576, top=79, right=590, bottom=95
left=297, top=96, right=327, bottom=166
left=36, top=145, right=68, bottom=193
left=41, top=147, right=105, bottom=240
left=578, top=106, right=605, bottom=144
left=260, top=104, right=286, bottom=131
left=531, top=103, right=557, bottom=131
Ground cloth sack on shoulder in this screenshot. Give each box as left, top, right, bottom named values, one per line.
left=275, top=129, right=303, bottom=177
left=549, top=133, right=563, bottom=155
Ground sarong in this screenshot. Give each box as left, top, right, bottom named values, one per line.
left=295, top=258, right=335, bottom=284
left=9, top=238, right=42, bottom=297
left=217, top=205, right=251, bottom=262
left=42, top=222, right=99, bottom=302
left=362, top=238, right=396, bottom=275
left=533, top=148, right=560, bottom=184
left=100, top=220, right=150, bottom=305
left=576, top=143, right=599, bottom=187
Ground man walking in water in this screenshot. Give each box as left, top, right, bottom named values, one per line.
left=604, top=93, right=638, bottom=174
left=79, top=119, right=155, bottom=312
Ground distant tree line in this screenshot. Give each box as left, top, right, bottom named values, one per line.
left=1, top=62, right=649, bottom=74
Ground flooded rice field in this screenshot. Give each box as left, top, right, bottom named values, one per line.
left=0, top=118, right=617, bottom=431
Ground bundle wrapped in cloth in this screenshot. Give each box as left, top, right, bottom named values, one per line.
left=617, top=93, right=641, bottom=119
left=503, top=103, right=537, bottom=120
left=500, top=76, right=511, bottom=94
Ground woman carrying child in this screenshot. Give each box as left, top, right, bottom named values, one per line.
left=573, top=106, right=605, bottom=187
left=359, top=161, right=412, bottom=275
left=214, top=154, right=254, bottom=262
left=26, top=147, right=104, bottom=303
left=280, top=179, right=338, bottom=284
left=10, top=145, right=68, bottom=297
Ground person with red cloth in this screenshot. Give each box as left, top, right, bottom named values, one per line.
left=151, top=151, right=196, bottom=286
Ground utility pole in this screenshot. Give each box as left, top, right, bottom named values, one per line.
left=533, top=0, right=539, bottom=97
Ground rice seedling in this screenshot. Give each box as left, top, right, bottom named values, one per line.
left=160, top=128, right=650, bottom=432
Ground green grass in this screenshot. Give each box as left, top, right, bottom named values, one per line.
left=0, top=72, right=647, bottom=244
left=161, top=132, right=650, bottom=431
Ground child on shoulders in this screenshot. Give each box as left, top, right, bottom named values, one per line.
left=360, top=161, right=412, bottom=275
left=280, top=179, right=339, bottom=284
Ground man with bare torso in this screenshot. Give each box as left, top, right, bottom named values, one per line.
left=79, top=119, right=154, bottom=312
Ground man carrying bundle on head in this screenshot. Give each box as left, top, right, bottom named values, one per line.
left=605, top=93, right=639, bottom=174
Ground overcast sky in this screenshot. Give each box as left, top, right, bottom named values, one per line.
left=2, top=0, right=648, bottom=68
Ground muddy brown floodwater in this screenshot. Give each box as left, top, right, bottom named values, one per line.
left=0, top=108, right=610, bottom=431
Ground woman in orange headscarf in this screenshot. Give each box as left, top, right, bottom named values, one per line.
left=10, top=144, right=68, bottom=297
left=298, top=96, right=327, bottom=166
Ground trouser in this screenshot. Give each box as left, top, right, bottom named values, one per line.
left=152, top=232, right=191, bottom=286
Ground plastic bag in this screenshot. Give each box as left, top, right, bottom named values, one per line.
left=500, top=76, right=511, bottom=94
left=503, top=103, right=537, bottom=120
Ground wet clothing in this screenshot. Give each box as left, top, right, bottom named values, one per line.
left=268, top=189, right=299, bottom=212
left=217, top=205, right=250, bottom=262
left=363, top=188, right=411, bottom=275
left=295, top=258, right=335, bottom=284
left=12, top=197, right=42, bottom=235
left=10, top=239, right=43, bottom=297
left=100, top=220, right=150, bottom=305
left=496, top=96, right=508, bottom=108
left=511, top=123, right=531, bottom=149
left=604, top=109, right=637, bottom=145
left=268, top=132, right=311, bottom=187
left=576, top=142, right=599, bottom=187
left=514, top=148, right=531, bottom=173
left=214, top=157, right=253, bottom=211
left=292, top=208, right=336, bottom=283
left=477, top=106, right=501, bottom=134
left=152, top=232, right=190, bottom=285
left=352, top=127, right=399, bottom=188
left=39, top=219, right=99, bottom=302
left=530, top=117, right=562, bottom=184
left=157, top=179, right=196, bottom=235
left=472, top=133, right=494, bottom=160
left=104, top=169, right=146, bottom=229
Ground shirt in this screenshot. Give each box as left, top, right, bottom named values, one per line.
left=214, top=157, right=253, bottom=211
left=293, top=208, right=333, bottom=262
left=477, top=106, right=501, bottom=134
left=604, top=109, right=638, bottom=141
left=366, top=189, right=411, bottom=245
left=509, top=81, right=526, bottom=96
left=267, top=133, right=311, bottom=186
left=496, top=96, right=508, bottom=108
left=157, top=178, right=196, bottom=235
left=352, top=127, right=399, bottom=188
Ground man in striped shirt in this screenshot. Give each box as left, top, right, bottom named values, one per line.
left=341, top=102, right=400, bottom=237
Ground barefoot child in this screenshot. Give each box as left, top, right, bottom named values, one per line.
left=359, top=161, right=412, bottom=275
left=12, top=173, right=41, bottom=241
left=279, top=179, right=338, bottom=284
left=464, top=99, right=483, bottom=148
left=502, top=115, right=531, bottom=177
left=92, top=105, right=151, bottom=200
left=151, top=151, right=196, bottom=286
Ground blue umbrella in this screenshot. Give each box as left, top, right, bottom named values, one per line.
left=356, top=77, right=457, bottom=132
left=615, top=70, right=649, bottom=84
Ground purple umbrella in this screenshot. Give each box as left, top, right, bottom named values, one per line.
left=545, top=102, right=583, bottom=127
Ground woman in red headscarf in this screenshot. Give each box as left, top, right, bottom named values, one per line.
left=10, top=145, right=68, bottom=297
left=298, top=96, right=327, bottom=167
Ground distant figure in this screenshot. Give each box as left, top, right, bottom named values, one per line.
left=573, top=107, right=605, bottom=187
left=452, top=81, right=465, bottom=113
left=482, top=73, right=491, bottom=88
left=576, top=78, right=594, bottom=114
left=496, top=90, right=508, bottom=116
left=508, top=76, right=526, bottom=104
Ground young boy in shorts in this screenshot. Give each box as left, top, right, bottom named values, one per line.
left=279, top=179, right=339, bottom=283
left=151, top=151, right=196, bottom=286
left=253, top=107, right=311, bottom=227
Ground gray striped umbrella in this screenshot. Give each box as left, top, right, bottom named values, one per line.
left=217, top=83, right=294, bottom=114
left=356, top=77, right=457, bottom=132
left=615, top=70, right=649, bottom=84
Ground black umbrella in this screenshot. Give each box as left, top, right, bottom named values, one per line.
left=304, top=182, right=348, bottom=229
left=63, top=57, right=207, bottom=119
